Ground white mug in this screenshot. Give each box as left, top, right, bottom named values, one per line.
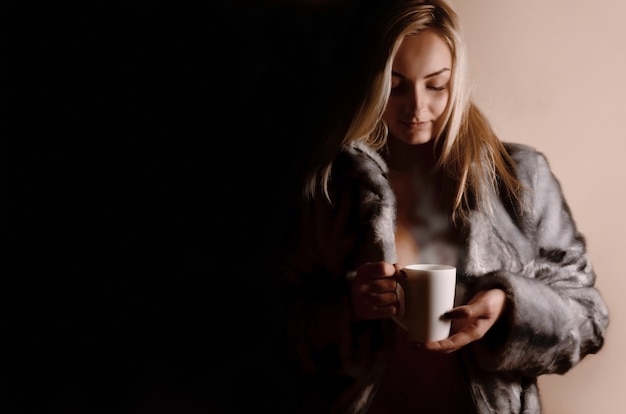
left=392, top=264, right=457, bottom=343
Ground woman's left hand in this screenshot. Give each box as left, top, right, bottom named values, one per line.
left=420, top=288, right=507, bottom=353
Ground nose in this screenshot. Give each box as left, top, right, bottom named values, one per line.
left=405, top=85, right=425, bottom=115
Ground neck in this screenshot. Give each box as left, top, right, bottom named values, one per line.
left=383, top=137, right=439, bottom=175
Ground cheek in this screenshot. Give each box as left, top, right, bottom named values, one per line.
left=431, top=95, right=449, bottom=121
left=383, top=99, right=401, bottom=121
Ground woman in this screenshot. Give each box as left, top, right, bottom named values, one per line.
left=273, top=0, right=609, bottom=413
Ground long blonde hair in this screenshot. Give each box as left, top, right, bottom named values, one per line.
left=303, top=0, right=523, bottom=221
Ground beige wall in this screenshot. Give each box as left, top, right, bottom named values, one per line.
left=449, top=0, right=626, bottom=412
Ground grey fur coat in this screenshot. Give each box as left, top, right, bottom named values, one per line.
left=275, top=141, right=609, bottom=414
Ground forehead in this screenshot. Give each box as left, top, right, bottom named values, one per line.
left=392, top=30, right=452, bottom=74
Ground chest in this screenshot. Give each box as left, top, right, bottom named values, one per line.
left=389, top=171, right=460, bottom=267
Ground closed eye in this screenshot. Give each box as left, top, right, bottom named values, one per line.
left=428, top=85, right=446, bottom=91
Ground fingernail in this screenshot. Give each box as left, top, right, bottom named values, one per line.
left=443, top=310, right=460, bottom=319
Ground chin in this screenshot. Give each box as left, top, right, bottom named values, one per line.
left=391, top=127, right=434, bottom=146
left=407, top=134, right=434, bottom=146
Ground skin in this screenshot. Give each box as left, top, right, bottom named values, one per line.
left=384, top=31, right=451, bottom=146
left=351, top=30, right=507, bottom=353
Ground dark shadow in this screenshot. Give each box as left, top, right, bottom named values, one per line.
left=1, top=0, right=382, bottom=412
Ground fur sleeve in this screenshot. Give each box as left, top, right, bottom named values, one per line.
left=466, top=145, right=609, bottom=376
left=269, top=142, right=397, bottom=413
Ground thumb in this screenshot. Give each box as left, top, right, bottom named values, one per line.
left=443, top=306, right=472, bottom=320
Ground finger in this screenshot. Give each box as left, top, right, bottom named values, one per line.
left=371, top=304, right=399, bottom=318
left=353, top=278, right=397, bottom=301
left=370, top=278, right=398, bottom=293
left=359, top=289, right=400, bottom=311
left=371, top=291, right=399, bottom=307
left=422, top=331, right=475, bottom=353
left=443, top=306, right=472, bottom=320
left=461, top=300, right=493, bottom=320
left=359, top=301, right=399, bottom=319
left=445, top=301, right=492, bottom=320
left=354, top=287, right=401, bottom=317
left=392, top=263, right=407, bottom=278
left=355, top=261, right=397, bottom=280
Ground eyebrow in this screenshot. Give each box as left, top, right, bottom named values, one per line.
left=392, top=68, right=451, bottom=79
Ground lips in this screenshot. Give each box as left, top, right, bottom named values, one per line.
left=401, top=120, right=428, bottom=127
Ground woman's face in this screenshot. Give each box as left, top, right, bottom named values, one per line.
left=383, top=30, right=452, bottom=145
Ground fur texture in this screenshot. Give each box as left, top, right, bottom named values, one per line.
left=275, top=141, right=609, bottom=414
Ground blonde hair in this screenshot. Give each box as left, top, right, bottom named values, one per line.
left=304, top=0, right=523, bottom=221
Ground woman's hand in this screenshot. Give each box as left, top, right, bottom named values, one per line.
left=351, top=261, right=404, bottom=320
left=421, top=288, right=507, bottom=353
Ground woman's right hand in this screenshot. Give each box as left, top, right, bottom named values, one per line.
left=351, top=261, right=404, bottom=320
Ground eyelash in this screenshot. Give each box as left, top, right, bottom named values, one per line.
left=391, top=84, right=447, bottom=92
